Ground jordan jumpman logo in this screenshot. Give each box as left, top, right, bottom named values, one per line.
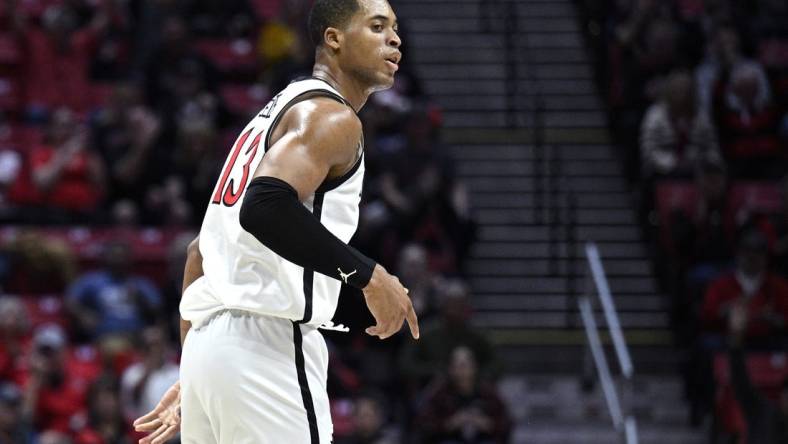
left=338, top=268, right=357, bottom=284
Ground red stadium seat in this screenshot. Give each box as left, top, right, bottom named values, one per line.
left=759, top=38, right=788, bottom=69
left=729, top=182, right=782, bottom=216
left=195, top=39, right=258, bottom=75
left=220, top=83, right=269, bottom=116
left=0, top=33, right=21, bottom=66
left=250, top=0, right=282, bottom=19
left=654, top=180, right=699, bottom=253
left=21, top=294, right=68, bottom=329
left=0, top=77, right=21, bottom=113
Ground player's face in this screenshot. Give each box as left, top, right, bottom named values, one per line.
left=340, top=0, right=401, bottom=91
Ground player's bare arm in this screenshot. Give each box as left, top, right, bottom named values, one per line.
left=248, top=97, right=418, bottom=340
left=179, top=235, right=203, bottom=346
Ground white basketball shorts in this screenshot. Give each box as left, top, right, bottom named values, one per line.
left=180, top=309, right=332, bottom=443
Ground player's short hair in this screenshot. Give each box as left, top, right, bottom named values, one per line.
left=308, top=0, right=360, bottom=47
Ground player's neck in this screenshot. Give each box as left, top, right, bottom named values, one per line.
left=311, top=64, right=369, bottom=112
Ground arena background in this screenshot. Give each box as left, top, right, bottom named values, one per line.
left=0, top=0, right=787, bottom=442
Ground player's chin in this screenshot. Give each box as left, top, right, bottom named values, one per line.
left=375, top=71, right=396, bottom=89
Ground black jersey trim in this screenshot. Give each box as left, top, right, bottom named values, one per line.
left=315, top=153, right=363, bottom=194
left=292, top=323, right=320, bottom=443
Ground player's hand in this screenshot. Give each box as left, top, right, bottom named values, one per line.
left=133, top=380, right=181, bottom=444
left=362, top=264, right=419, bottom=340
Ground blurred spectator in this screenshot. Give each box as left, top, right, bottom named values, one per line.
left=0, top=382, right=32, bottom=443
left=416, top=346, right=511, bottom=444
left=695, top=23, right=749, bottom=114
left=21, top=325, right=93, bottom=434
left=119, top=326, right=179, bottom=423
left=701, top=230, right=788, bottom=341
left=762, top=175, right=788, bottom=276
left=399, top=280, right=498, bottom=389
left=1, top=232, right=76, bottom=293
left=396, top=243, right=441, bottom=319
left=11, top=2, right=109, bottom=114
left=91, top=83, right=163, bottom=211
left=66, top=241, right=162, bottom=343
left=714, top=61, right=783, bottom=178
left=38, top=430, right=73, bottom=444
left=74, top=375, right=134, bottom=444
left=670, top=156, right=735, bottom=285
left=0, top=296, right=31, bottom=385
left=336, top=390, right=399, bottom=444
left=727, top=301, right=788, bottom=444
left=23, top=108, right=106, bottom=221
left=183, top=0, right=255, bottom=38
left=639, top=70, right=720, bottom=178
left=164, top=116, right=223, bottom=222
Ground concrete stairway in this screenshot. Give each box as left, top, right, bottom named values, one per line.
left=394, top=0, right=674, bottom=373
left=500, top=374, right=704, bottom=444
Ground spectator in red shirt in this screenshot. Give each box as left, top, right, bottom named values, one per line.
left=714, top=61, right=783, bottom=178
left=10, top=2, right=110, bottom=114
left=701, top=230, right=788, bottom=342
left=21, top=325, right=93, bottom=434
left=28, top=108, right=106, bottom=221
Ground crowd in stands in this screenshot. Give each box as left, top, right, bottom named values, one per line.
left=581, top=0, right=788, bottom=441
left=0, top=0, right=500, bottom=443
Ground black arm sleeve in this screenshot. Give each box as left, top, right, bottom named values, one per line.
left=239, top=176, right=375, bottom=289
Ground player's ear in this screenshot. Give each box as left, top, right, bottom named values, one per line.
left=324, top=27, right=342, bottom=51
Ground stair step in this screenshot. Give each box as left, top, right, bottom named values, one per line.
left=406, top=17, right=577, bottom=33
left=423, top=79, right=596, bottom=96
left=465, top=177, right=627, bottom=193
left=411, top=47, right=588, bottom=63
left=458, top=159, right=621, bottom=177
left=472, top=242, right=646, bottom=259
left=473, top=311, right=669, bottom=329
left=436, top=94, right=602, bottom=113
left=451, top=144, right=615, bottom=161
left=416, top=63, right=592, bottom=80
left=475, top=225, right=641, bottom=242
left=474, top=208, right=636, bottom=225
left=474, top=294, right=665, bottom=311
left=469, top=192, right=629, bottom=209
left=443, top=111, right=605, bottom=128
left=395, top=2, right=576, bottom=18
left=471, top=276, right=657, bottom=294
left=467, top=257, right=651, bottom=276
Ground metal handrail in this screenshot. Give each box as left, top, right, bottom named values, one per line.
left=580, top=241, right=638, bottom=444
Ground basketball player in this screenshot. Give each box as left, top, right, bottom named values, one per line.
left=132, top=0, right=418, bottom=442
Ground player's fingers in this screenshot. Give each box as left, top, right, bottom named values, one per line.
left=406, top=302, right=420, bottom=339
left=146, top=422, right=169, bottom=442
left=133, top=409, right=161, bottom=427
left=135, top=417, right=163, bottom=432
left=152, top=425, right=178, bottom=444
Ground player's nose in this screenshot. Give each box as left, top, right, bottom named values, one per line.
left=388, top=31, right=401, bottom=48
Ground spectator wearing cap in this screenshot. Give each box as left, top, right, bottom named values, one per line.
left=21, top=324, right=94, bottom=434
left=66, top=241, right=162, bottom=344
left=0, top=382, right=33, bottom=444
left=701, top=230, right=788, bottom=342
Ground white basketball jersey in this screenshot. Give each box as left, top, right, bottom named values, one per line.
left=180, top=78, right=364, bottom=329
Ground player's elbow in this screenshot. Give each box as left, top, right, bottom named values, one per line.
left=239, top=176, right=299, bottom=244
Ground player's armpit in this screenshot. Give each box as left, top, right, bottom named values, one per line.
left=252, top=97, right=361, bottom=201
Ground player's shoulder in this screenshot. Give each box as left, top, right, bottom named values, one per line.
left=284, top=96, right=361, bottom=138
